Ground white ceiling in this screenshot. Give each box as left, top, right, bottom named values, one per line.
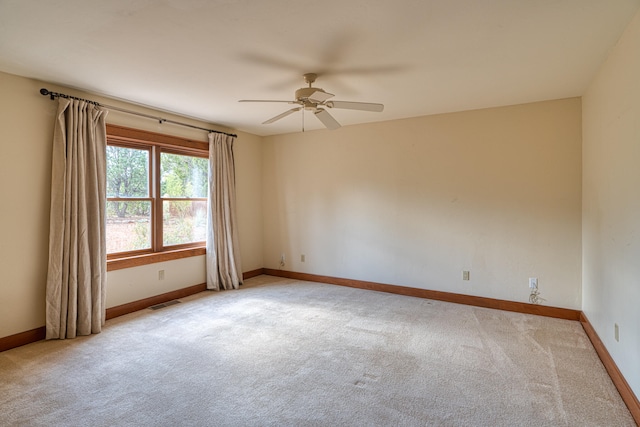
left=0, top=0, right=638, bottom=136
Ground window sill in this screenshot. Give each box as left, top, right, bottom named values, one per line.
left=107, top=247, right=206, bottom=271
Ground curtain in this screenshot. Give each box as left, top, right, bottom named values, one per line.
left=206, top=133, right=242, bottom=290
left=45, top=98, right=108, bottom=339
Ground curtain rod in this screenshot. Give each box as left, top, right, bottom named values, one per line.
left=39, top=88, right=237, bottom=138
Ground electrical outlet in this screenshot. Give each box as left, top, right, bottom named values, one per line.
left=280, top=253, right=286, bottom=267
left=615, top=323, right=619, bottom=342
left=158, top=270, right=165, bottom=280
left=301, top=254, right=305, bottom=262
left=529, top=278, right=538, bottom=289
left=462, top=271, right=470, bottom=281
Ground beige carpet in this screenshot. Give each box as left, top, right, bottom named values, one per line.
left=0, top=275, right=634, bottom=426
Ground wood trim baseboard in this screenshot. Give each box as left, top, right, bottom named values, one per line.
left=105, top=283, right=207, bottom=320
left=263, top=269, right=581, bottom=321
left=580, top=313, right=640, bottom=425
left=243, top=268, right=266, bottom=280
left=105, top=269, right=264, bottom=320
left=0, top=327, right=46, bottom=353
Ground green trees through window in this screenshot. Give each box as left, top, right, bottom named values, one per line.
left=106, top=141, right=208, bottom=256
left=106, top=145, right=151, bottom=254
left=160, top=152, right=208, bottom=247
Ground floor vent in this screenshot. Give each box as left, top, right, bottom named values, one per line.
left=149, top=300, right=181, bottom=310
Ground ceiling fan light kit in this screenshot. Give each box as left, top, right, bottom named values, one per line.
left=239, top=73, right=384, bottom=130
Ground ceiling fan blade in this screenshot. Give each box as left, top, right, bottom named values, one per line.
left=308, top=90, right=334, bottom=103
left=327, top=101, right=384, bottom=112
left=262, top=107, right=302, bottom=124
left=314, top=109, right=341, bottom=130
left=239, top=99, right=294, bottom=103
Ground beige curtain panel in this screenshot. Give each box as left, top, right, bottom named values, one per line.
left=45, top=98, right=108, bottom=339
left=206, top=133, right=242, bottom=291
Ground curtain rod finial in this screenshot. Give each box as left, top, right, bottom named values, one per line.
left=40, top=88, right=55, bottom=100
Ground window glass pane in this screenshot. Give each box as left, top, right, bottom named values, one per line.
left=163, top=200, right=207, bottom=246
left=160, top=152, right=208, bottom=198
left=106, top=201, right=151, bottom=253
left=107, top=146, right=149, bottom=198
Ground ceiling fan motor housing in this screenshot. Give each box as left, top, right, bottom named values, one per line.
left=296, top=87, right=325, bottom=102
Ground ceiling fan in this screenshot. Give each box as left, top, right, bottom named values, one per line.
left=239, top=73, right=384, bottom=130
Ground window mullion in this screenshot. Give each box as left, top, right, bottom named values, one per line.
left=153, top=146, right=162, bottom=252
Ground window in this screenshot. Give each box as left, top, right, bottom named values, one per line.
left=106, top=144, right=152, bottom=254
left=106, top=125, right=209, bottom=269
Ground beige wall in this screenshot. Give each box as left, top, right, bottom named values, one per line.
left=582, top=10, right=640, bottom=397
left=0, top=72, right=583, bottom=340
left=0, top=71, right=263, bottom=338
left=263, top=98, right=583, bottom=309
